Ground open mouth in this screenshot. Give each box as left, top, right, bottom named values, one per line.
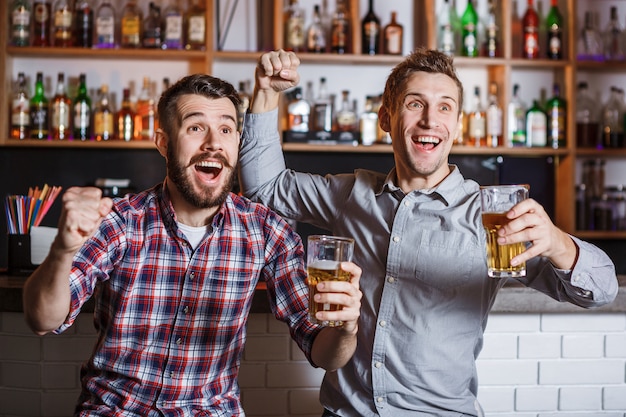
left=413, top=135, right=441, bottom=151
left=194, top=160, right=223, bottom=181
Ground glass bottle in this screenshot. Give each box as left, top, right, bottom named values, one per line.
left=486, top=82, right=502, bottom=147
left=284, top=0, right=305, bottom=52
left=287, top=87, right=310, bottom=132
left=450, top=0, right=463, bottom=56
left=383, top=11, right=403, bottom=55
left=603, top=6, right=624, bottom=61
left=360, top=96, right=378, bottom=146
left=467, top=86, right=486, bottom=146
left=335, top=90, right=358, bottom=132
left=95, top=0, right=117, bottom=49
left=237, top=81, right=251, bottom=133
left=116, top=88, right=135, bottom=141
left=135, top=77, right=156, bottom=140
left=94, top=84, right=114, bottom=141
left=32, top=0, right=52, bottom=47
left=361, top=0, right=381, bottom=55
left=51, top=72, right=72, bottom=140
left=511, top=0, right=522, bottom=58
left=546, top=83, right=566, bottom=149
left=575, top=81, right=599, bottom=149
left=121, top=0, right=142, bottom=48
left=482, top=0, right=499, bottom=58
left=307, top=4, right=326, bottom=53
left=525, top=99, right=547, bottom=147
left=162, top=0, right=183, bottom=50
left=545, top=0, right=562, bottom=59
left=52, top=0, right=73, bottom=47
left=602, top=86, right=623, bottom=148
left=577, top=10, right=603, bottom=61
left=331, top=0, right=351, bottom=54
left=438, top=0, right=455, bottom=56
left=10, top=72, right=30, bottom=140
left=507, top=83, right=527, bottom=147
left=522, top=0, right=539, bottom=59
left=73, top=73, right=91, bottom=140
left=313, top=77, right=333, bottom=132
left=30, top=72, right=49, bottom=140
left=142, top=2, right=163, bottom=48
left=185, top=0, right=206, bottom=50
left=10, top=0, right=32, bottom=47
left=74, top=0, right=94, bottom=48
left=460, top=0, right=478, bottom=57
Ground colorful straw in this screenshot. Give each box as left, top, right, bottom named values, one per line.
left=4, top=184, right=62, bottom=234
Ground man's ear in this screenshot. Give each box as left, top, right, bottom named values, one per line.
left=154, top=129, right=168, bottom=158
left=378, top=106, right=390, bottom=133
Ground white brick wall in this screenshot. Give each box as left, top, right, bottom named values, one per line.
left=1, top=311, right=626, bottom=417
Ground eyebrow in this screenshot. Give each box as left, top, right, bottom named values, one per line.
left=404, top=92, right=458, bottom=104
left=181, top=112, right=237, bottom=125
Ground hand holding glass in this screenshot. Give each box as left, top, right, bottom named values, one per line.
left=480, top=185, right=529, bottom=278
left=307, top=235, right=354, bottom=327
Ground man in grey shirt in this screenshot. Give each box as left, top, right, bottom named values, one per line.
left=238, top=49, right=618, bottom=416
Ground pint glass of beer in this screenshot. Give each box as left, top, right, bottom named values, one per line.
left=307, top=235, right=354, bottom=326
left=480, top=185, right=529, bottom=278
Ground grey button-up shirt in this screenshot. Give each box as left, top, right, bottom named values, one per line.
left=239, top=110, right=618, bottom=416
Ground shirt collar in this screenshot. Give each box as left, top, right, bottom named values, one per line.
left=379, top=165, right=466, bottom=206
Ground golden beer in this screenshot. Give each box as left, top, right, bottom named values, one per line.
left=483, top=212, right=526, bottom=278
left=308, top=260, right=350, bottom=327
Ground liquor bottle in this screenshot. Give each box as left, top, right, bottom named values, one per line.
left=52, top=0, right=73, bottom=47
left=307, top=4, right=326, bottom=53
left=287, top=87, right=310, bottom=132
left=575, top=81, right=599, bottom=148
left=536, top=0, right=546, bottom=58
left=73, top=73, right=91, bottom=140
left=467, top=86, right=486, bottom=146
left=10, top=0, right=32, bottom=47
left=361, top=0, right=381, bottom=55
left=116, top=88, right=136, bottom=141
left=185, top=0, right=206, bottom=50
left=51, top=72, right=72, bottom=140
left=546, top=83, right=566, bottom=149
left=237, top=81, right=251, bottom=133
left=135, top=77, right=156, bottom=140
left=525, top=100, right=547, bottom=147
left=511, top=0, right=522, bottom=58
left=10, top=72, right=30, bottom=140
left=284, top=0, right=305, bottom=52
left=507, top=83, right=527, bottom=147
left=121, top=0, right=142, bottom=48
left=313, top=77, right=333, bottom=132
left=162, top=0, right=183, bottom=50
left=545, top=0, right=562, bottom=59
left=450, top=0, right=463, bottom=57
left=438, top=0, right=455, bottom=56
left=383, top=11, right=403, bottom=55
left=95, top=0, right=117, bottom=48
left=360, top=96, right=378, bottom=146
left=522, top=0, right=539, bottom=59
left=577, top=10, right=603, bottom=61
left=486, top=82, right=502, bottom=147
left=330, top=0, right=351, bottom=54
left=32, top=0, right=52, bottom=47
left=94, top=84, right=114, bottom=141
left=335, top=90, right=358, bottom=132
left=603, top=6, right=624, bottom=61
left=601, top=86, right=623, bottom=148
left=30, top=72, right=49, bottom=140
left=74, top=0, right=94, bottom=48
left=142, top=2, right=163, bottom=48
left=461, top=0, right=478, bottom=57
left=482, top=0, right=499, bottom=58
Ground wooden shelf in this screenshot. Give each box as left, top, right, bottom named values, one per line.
left=2, top=139, right=158, bottom=150
left=6, top=46, right=207, bottom=60
left=574, top=231, right=626, bottom=240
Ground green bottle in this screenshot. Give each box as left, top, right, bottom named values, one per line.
left=545, top=0, right=563, bottom=59
left=461, top=0, right=478, bottom=57
left=29, top=72, right=49, bottom=139
left=73, top=73, right=92, bottom=140
left=546, top=83, right=566, bottom=149
left=525, top=99, right=547, bottom=147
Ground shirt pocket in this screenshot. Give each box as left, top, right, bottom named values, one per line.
left=411, top=229, right=485, bottom=291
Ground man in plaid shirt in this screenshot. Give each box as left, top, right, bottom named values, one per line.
left=22, top=72, right=362, bottom=416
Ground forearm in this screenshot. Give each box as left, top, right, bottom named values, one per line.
left=22, top=243, right=75, bottom=335
left=311, top=326, right=358, bottom=371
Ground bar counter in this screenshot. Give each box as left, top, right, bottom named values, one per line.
left=2, top=273, right=625, bottom=314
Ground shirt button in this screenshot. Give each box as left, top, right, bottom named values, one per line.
left=392, top=236, right=400, bottom=243
left=189, top=272, right=195, bottom=280
left=176, top=338, right=182, bottom=345
left=387, top=276, right=395, bottom=284
left=376, top=397, right=384, bottom=403
left=572, top=275, right=580, bottom=284
left=404, top=201, right=410, bottom=207
left=374, top=361, right=382, bottom=368
left=379, top=320, right=387, bottom=327
left=183, top=306, right=190, bottom=314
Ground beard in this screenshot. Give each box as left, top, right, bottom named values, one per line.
left=167, top=147, right=235, bottom=209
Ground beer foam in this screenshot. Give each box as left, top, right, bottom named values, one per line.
left=308, top=259, right=340, bottom=270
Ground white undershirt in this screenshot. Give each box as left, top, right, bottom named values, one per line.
left=177, top=222, right=209, bottom=250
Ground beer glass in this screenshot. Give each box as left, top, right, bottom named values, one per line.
left=307, top=235, right=355, bottom=327
left=480, top=185, right=529, bottom=278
